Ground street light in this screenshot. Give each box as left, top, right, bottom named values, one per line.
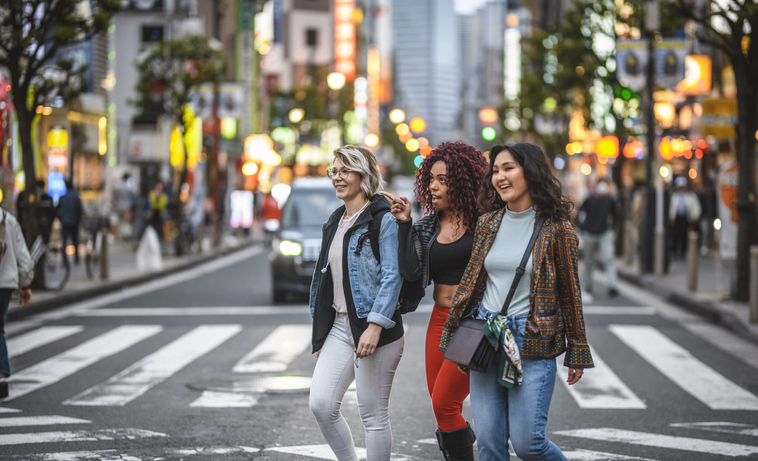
left=365, top=133, right=379, bottom=147
left=409, top=117, right=426, bottom=133
left=327, top=72, right=346, bottom=90
left=389, top=109, right=405, bottom=124
left=289, top=108, right=305, bottom=123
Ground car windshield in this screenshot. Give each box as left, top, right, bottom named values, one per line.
left=280, top=189, right=342, bottom=230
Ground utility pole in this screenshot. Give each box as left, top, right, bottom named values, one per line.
left=211, top=1, right=222, bottom=246
left=640, top=0, right=659, bottom=274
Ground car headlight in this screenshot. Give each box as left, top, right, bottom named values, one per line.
left=279, top=240, right=302, bottom=256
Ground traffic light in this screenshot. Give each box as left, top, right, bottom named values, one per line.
left=613, top=85, right=640, bottom=102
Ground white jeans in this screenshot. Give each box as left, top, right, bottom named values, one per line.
left=582, top=230, right=617, bottom=292
left=310, top=312, right=404, bottom=461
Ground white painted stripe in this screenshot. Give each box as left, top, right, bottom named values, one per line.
left=64, top=325, right=241, bottom=406
left=233, top=325, right=311, bottom=373
left=562, top=449, right=656, bottom=461
left=0, top=416, right=90, bottom=428
left=8, top=245, right=264, bottom=330
left=164, top=446, right=260, bottom=455
left=670, top=422, right=758, bottom=437
left=557, top=350, right=646, bottom=409
left=556, top=428, right=758, bottom=457
left=0, top=428, right=166, bottom=446
left=28, top=450, right=132, bottom=460
left=267, top=444, right=366, bottom=460
left=684, top=322, right=758, bottom=370
left=8, top=326, right=84, bottom=358
left=583, top=306, right=657, bottom=316
left=609, top=324, right=758, bottom=410
left=5, top=326, right=162, bottom=401
left=189, top=391, right=261, bottom=408
left=0, top=407, right=21, bottom=413
left=78, top=306, right=308, bottom=316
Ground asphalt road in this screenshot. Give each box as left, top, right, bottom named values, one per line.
left=2, top=244, right=758, bottom=460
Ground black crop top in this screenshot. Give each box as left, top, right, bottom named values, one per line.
left=429, top=232, right=474, bottom=285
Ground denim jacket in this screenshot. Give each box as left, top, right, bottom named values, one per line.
left=310, top=194, right=404, bottom=353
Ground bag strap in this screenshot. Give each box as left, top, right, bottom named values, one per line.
left=499, top=215, right=546, bottom=314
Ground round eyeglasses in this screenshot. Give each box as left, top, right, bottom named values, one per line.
left=326, top=168, right=354, bottom=180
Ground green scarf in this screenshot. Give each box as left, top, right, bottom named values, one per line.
left=483, top=313, right=523, bottom=388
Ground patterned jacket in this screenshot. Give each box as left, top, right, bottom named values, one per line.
left=440, top=208, right=594, bottom=369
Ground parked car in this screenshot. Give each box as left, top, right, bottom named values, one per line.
left=269, top=177, right=341, bottom=303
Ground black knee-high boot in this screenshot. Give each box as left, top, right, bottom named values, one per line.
left=435, top=423, right=476, bottom=461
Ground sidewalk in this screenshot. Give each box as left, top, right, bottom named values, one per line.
left=7, top=232, right=264, bottom=322
left=615, top=252, right=758, bottom=345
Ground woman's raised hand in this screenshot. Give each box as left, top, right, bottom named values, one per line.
left=379, top=191, right=412, bottom=222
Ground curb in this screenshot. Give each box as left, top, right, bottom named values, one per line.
left=617, top=267, right=758, bottom=347
left=8, top=238, right=265, bottom=322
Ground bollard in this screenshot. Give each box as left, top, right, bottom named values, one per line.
left=100, top=222, right=109, bottom=280
left=624, top=222, right=634, bottom=266
left=751, top=246, right=758, bottom=323
left=687, top=230, right=699, bottom=292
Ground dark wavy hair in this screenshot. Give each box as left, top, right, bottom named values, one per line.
left=478, top=143, right=573, bottom=221
left=414, top=141, right=489, bottom=233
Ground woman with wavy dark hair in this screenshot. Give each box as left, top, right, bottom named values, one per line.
left=441, top=143, right=593, bottom=461
left=382, top=141, right=488, bottom=461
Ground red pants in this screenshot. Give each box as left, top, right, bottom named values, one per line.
left=426, top=303, right=470, bottom=432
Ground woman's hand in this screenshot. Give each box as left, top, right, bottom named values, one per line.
left=567, top=368, right=584, bottom=385
left=379, top=192, right=411, bottom=222
left=315, top=349, right=321, bottom=358
left=457, top=365, right=470, bottom=376
left=356, top=323, right=382, bottom=359
left=19, top=287, right=32, bottom=308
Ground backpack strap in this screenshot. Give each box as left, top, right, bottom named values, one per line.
left=368, top=208, right=387, bottom=263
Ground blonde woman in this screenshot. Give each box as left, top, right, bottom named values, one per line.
left=309, top=145, right=404, bottom=461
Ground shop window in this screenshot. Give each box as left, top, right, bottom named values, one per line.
left=141, top=25, right=164, bottom=43
left=306, top=28, right=318, bottom=47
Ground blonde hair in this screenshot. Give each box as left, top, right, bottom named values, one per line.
left=333, top=145, right=385, bottom=198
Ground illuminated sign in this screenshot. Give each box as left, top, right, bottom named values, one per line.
left=334, top=0, right=356, bottom=82
left=676, top=55, right=712, bottom=95
left=47, top=127, right=69, bottom=170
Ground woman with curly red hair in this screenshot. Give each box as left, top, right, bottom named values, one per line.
left=382, top=141, right=488, bottom=461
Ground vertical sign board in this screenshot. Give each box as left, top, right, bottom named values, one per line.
left=334, top=0, right=356, bottom=82
left=717, top=161, right=738, bottom=260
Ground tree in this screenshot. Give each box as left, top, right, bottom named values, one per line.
left=672, top=0, right=758, bottom=300
left=133, top=35, right=226, bottom=187
left=0, top=0, right=119, bottom=243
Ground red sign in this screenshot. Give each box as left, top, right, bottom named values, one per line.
left=334, top=0, right=356, bottom=82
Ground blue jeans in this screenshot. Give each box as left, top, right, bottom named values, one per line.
left=0, top=288, right=14, bottom=377
left=469, top=312, right=567, bottom=461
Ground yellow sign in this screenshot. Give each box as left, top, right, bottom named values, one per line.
left=703, top=98, right=737, bottom=116
left=675, top=55, right=712, bottom=95
left=703, top=125, right=736, bottom=138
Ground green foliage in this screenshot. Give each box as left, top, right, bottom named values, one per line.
left=0, top=0, right=119, bottom=110
left=133, top=35, right=227, bottom=134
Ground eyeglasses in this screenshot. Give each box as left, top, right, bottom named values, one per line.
left=326, top=168, right=354, bottom=180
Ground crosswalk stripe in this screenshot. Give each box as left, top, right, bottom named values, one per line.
left=0, top=416, right=90, bottom=428
left=7, top=449, right=138, bottom=460
left=5, top=325, right=163, bottom=402
left=609, top=324, right=758, bottom=410
left=78, top=306, right=308, bottom=316
left=557, top=350, right=646, bottom=409
left=562, top=449, right=656, bottom=460
left=190, top=391, right=261, bottom=408
left=555, top=428, right=758, bottom=457
left=583, top=306, right=656, bottom=315
left=64, top=325, right=242, bottom=406
left=670, top=421, right=758, bottom=437
left=0, top=428, right=167, bottom=446
left=266, top=444, right=367, bottom=460
left=0, top=407, right=21, bottom=413
left=8, top=326, right=84, bottom=358
left=233, top=325, right=312, bottom=373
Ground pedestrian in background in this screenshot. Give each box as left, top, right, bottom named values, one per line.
left=0, top=208, right=35, bottom=399
left=309, top=145, right=404, bottom=461
left=441, top=143, right=593, bottom=461
left=147, top=181, right=168, bottom=242
left=578, top=178, right=620, bottom=297
left=112, top=173, right=136, bottom=241
left=668, top=176, right=701, bottom=260
left=56, top=179, right=83, bottom=264
left=382, top=141, right=488, bottom=461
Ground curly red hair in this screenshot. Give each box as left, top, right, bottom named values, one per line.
left=414, top=141, right=489, bottom=233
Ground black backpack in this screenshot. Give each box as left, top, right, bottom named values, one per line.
left=358, top=209, right=425, bottom=314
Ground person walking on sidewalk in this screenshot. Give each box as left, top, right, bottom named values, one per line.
left=309, top=145, right=404, bottom=461
left=382, top=141, right=488, bottom=461
left=578, top=178, right=620, bottom=297
left=668, top=176, right=701, bottom=260
left=441, top=143, right=593, bottom=461
left=147, top=181, right=168, bottom=242
left=0, top=208, right=35, bottom=399
left=56, top=180, right=83, bottom=264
